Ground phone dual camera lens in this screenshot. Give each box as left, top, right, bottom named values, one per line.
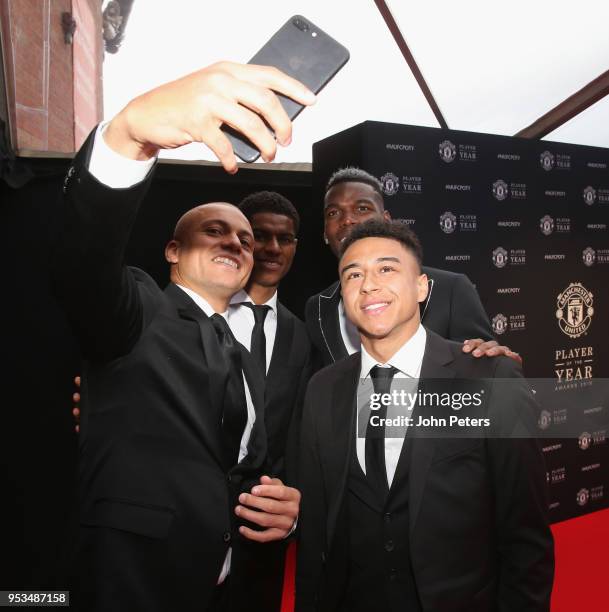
left=292, top=18, right=310, bottom=32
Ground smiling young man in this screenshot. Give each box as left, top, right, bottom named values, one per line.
left=51, top=62, right=314, bottom=612
left=304, top=167, right=521, bottom=368
left=226, top=191, right=312, bottom=612
left=296, top=220, right=554, bottom=612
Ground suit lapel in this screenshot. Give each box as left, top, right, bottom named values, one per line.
left=235, top=344, right=268, bottom=473
left=318, top=281, right=349, bottom=363
left=322, top=355, right=360, bottom=547
left=419, top=272, right=434, bottom=322
left=166, top=306, right=226, bottom=468
left=408, top=331, right=456, bottom=532
left=266, top=303, right=294, bottom=387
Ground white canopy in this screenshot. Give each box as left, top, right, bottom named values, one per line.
left=102, top=0, right=609, bottom=164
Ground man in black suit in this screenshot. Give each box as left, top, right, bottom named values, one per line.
left=296, top=219, right=554, bottom=612
left=305, top=167, right=519, bottom=366
left=229, top=191, right=313, bottom=611
left=51, top=62, right=316, bottom=611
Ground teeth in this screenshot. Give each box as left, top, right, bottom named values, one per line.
left=364, top=302, right=388, bottom=311
left=213, top=257, right=238, bottom=268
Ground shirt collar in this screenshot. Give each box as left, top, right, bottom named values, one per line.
left=175, top=284, right=227, bottom=319
left=230, top=289, right=278, bottom=314
left=360, top=324, right=427, bottom=379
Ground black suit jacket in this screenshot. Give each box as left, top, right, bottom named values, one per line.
left=265, top=302, right=313, bottom=481
left=305, top=268, right=493, bottom=367
left=296, top=331, right=554, bottom=612
left=51, top=136, right=268, bottom=611
left=230, top=302, right=312, bottom=612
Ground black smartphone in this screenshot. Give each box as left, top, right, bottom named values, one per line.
left=222, top=15, right=350, bottom=162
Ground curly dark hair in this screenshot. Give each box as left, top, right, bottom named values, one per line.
left=325, top=167, right=384, bottom=202
left=339, top=219, right=423, bottom=267
left=238, top=191, right=300, bottom=234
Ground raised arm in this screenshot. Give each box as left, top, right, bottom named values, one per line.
left=51, top=62, right=315, bottom=361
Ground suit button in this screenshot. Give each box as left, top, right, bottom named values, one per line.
left=223, top=531, right=231, bottom=543
left=321, top=552, right=326, bottom=562
left=384, top=513, right=391, bottom=523
left=389, top=569, right=397, bottom=581
left=384, top=539, right=394, bottom=552
left=227, top=474, right=232, bottom=483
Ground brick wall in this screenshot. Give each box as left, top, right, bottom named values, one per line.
left=73, top=0, right=103, bottom=149
left=1, top=0, right=103, bottom=153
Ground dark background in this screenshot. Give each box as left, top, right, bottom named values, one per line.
left=0, top=157, right=330, bottom=589
left=314, top=121, right=609, bottom=524
left=2, top=120, right=609, bottom=588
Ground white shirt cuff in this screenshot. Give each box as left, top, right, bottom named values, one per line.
left=87, top=122, right=157, bottom=188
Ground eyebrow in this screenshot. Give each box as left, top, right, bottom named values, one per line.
left=324, top=197, right=377, bottom=210
left=201, top=218, right=253, bottom=239
left=340, top=256, right=400, bottom=276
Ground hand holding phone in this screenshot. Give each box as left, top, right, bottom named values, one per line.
left=222, top=15, right=350, bottom=162
left=104, top=61, right=317, bottom=172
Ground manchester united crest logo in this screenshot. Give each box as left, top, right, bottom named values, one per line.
left=555, top=283, right=594, bottom=338
left=540, top=151, right=555, bottom=171
left=583, top=186, right=597, bottom=206
left=492, top=247, right=508, bottom=269
left=380, top=173, right=400, bottom=196
left=439, top=211, right=457, bottom=234
left=492, top=179, right=508, bottom=201
left=540, top=215, right=554, bottom=236
left=438, top=140, right=456, bottom=163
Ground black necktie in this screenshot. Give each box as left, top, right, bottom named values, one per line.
left=210, top=314, right=248, bottom=467
left=366, top=365, right=399, bottom=498
left=241, top=303, right=271, bottom=379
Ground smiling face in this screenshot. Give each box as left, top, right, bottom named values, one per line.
left=340, top=237, right=428, bottom=351
left=324, top=181, right=390, bottom=257
left=165, top=203, right=254, bottom=311
left=249, top=211, right=297, bottom=288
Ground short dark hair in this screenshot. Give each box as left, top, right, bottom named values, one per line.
left=340, top=219, right=423, bottom=267
left=238, top=191, right=300, bottom=234
left=325, top=167, right=384, bottom=201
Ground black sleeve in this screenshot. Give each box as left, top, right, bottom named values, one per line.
left=295, top=376, right=326, bottom=612
left=50, top=132, right=155, bottom=362
left=487, top=358, right=554, bottom=611
left=448, top=273, right=494, bottom=341
left=284, top=344, right=315, bottom=488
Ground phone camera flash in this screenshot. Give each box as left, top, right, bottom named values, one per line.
left=312, top=31, right=317, bottom=37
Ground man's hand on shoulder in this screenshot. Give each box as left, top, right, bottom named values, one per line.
left=104, top=62, right=316, bottom=173
left=462, top=338, right=522, bottom=365
left=234, top=475, right=300, bottom=543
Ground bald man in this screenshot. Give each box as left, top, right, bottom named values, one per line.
left=51, top=62, right=314, bottom=612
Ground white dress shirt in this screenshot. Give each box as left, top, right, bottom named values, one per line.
left=228, top=290, right=278, bottom=375
left=357, top=325, right=426, bottom=487
left=88, top=122, right=156, bottom=187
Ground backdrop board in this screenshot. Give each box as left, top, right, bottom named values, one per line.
left=313, top=121, right=609, bottom=523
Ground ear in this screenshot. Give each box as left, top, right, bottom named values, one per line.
left=416, top=273, right=429, bottom=303
left=165, top=240, right=180, bottom=264
left=383, top=209, right=392, bottom=221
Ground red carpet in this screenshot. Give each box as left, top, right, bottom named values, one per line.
left=550, top=508, right=609, bottom=612
left=280, top=508, right=609, bottom=611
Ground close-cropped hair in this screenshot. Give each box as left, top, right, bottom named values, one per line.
left=325, top=167, right=384, bottom=200
left=238, top=191, right=300, bottom=234
left=339, top=218, right=423, bottom=267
